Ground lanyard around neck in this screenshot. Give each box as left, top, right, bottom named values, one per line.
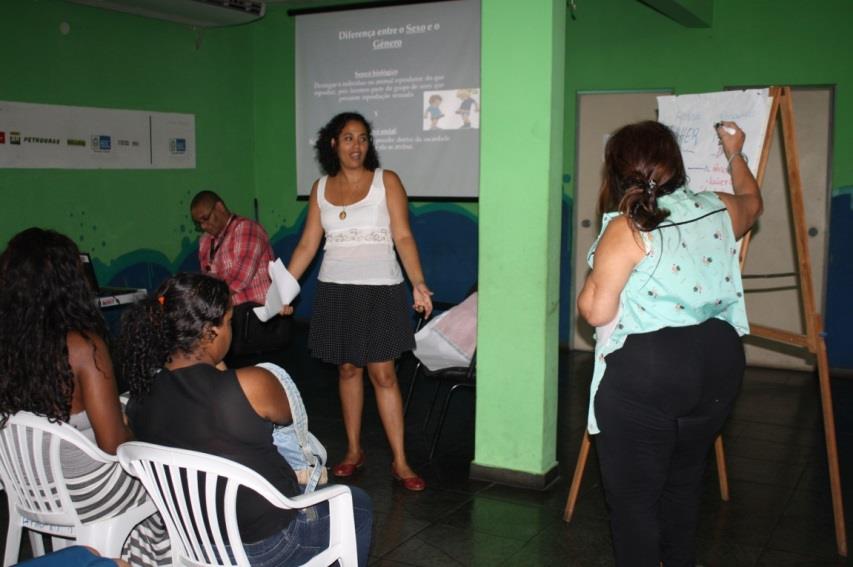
left=209, top=215, right=236, bottom=264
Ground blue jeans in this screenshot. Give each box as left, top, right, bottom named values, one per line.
left=243, top=485, right=372, bottom=566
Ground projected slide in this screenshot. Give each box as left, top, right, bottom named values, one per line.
left=295, top=0, right=480, bottom=198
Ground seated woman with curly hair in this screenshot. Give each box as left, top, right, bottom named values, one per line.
left=0, top=228, right=169, bottom=566
left=119, top=272, right=372, bottom=566
left=0, top=228, right=131, bottom=450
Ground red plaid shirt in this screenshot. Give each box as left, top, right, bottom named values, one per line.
left=198, top=215, right=274, bottom=305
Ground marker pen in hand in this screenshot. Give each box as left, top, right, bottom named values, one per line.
left=714, top=122, right=736, bottom=135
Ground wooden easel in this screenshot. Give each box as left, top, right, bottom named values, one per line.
left=563, top=86, right=847, bottom=557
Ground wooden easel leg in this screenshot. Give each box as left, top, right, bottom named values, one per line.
left=714, top=435, right=730, bottom=501
left=563, top=431, right=591, bottom=522
left=815, top=316, right=848, bottom=556
left=564, top=431, right=733, bottom=521
left=775, top=87, right=846, bottom=557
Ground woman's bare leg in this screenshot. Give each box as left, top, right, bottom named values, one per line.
left=338, top=363, right=365, bottom=463
left=367, top=360, right=416, bottom=478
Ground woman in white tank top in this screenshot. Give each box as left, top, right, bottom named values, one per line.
left=286, top=112, right=433, bottom=491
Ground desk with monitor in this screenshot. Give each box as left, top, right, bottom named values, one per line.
left=80, top=252, right=148, bottom=308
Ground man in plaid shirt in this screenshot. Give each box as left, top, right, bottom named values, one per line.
left=191, top=191, right=290, bottom=360
left=191, top=190, right=273, bottom=305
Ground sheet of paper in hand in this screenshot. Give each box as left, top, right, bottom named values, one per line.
left=253, top=259, right=301, bottom=322
left=657, top=89, right=772, bottom=194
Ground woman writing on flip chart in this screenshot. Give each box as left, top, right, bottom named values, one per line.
left=578, top=120, right=762, bottom=566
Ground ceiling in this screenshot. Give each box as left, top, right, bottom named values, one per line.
left=265, top=0, right=435, bottom=7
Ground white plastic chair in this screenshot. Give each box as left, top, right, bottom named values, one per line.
left=118, top=441, right=358, bottom=567
left=0, top=412, right=157, bottom=566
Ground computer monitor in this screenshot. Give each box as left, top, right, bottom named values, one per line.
left=79, top=253, right=134, bottom=297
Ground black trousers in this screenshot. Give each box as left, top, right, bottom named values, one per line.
left=594, top=318, right=745, bottom=567
left=225, top=302, right=293, bottom=367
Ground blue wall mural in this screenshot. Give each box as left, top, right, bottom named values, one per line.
left=270, top=207, right=480, bottom=320
left=826, top=191, right=853, bottom=369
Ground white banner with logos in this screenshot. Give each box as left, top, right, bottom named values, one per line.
left=0, top=100, right=195, bottom=169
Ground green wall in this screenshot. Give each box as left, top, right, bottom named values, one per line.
left=562, top=0, right=853, bottom=199
left=0, top=1, right=257, bottom=278
left=252, top=7, right=300, bottom=235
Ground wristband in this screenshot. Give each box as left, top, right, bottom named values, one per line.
left=727, top=152, right=748, bottom=173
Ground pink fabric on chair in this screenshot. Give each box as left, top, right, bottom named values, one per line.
left=432, top=292, right=477, bottom=359
left=414, top=293, right=477, bottom=371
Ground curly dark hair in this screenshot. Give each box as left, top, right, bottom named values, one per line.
left=598, top=121, right=687, bottom=231
left=0, top=228, right=107, bottom=424
left=314, top=112, right=381, bottom=176
left=118, top=272, right=230, bottom=397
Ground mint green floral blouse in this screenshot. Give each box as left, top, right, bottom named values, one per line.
left=586, top=187, right=749, bottom=434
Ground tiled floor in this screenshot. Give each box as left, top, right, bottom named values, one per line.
left=5, top=322, right=852, bottom=566
left=276, top=324, right=853, bottom=566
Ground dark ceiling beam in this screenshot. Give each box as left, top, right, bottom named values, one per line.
left=639, top=0, right=714, bottom=28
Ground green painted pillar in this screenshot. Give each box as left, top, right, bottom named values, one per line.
left=472, top=0, right=565, bottom=488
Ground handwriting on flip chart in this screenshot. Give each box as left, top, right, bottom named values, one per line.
left=657, top=89, right=772, bottom=194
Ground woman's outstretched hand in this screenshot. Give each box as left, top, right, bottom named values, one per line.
left=412, top=282, right=434, bottom=319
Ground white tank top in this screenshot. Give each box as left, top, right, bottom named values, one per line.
left=317, top=168, right=404, bottom=285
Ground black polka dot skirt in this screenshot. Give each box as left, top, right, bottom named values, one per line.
left=308, top=281, right=416, bottom=367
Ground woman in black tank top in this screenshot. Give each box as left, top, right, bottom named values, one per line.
left=120, top=272, right=372, bottom=565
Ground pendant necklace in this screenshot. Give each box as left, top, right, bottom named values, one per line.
left=339, top=171, right=366, bottom=221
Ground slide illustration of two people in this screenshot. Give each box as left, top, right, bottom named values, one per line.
left=423, top=89, right=480, bottom=130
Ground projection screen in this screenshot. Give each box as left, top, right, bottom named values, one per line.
left=295, top=0, right=480, bottom=198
